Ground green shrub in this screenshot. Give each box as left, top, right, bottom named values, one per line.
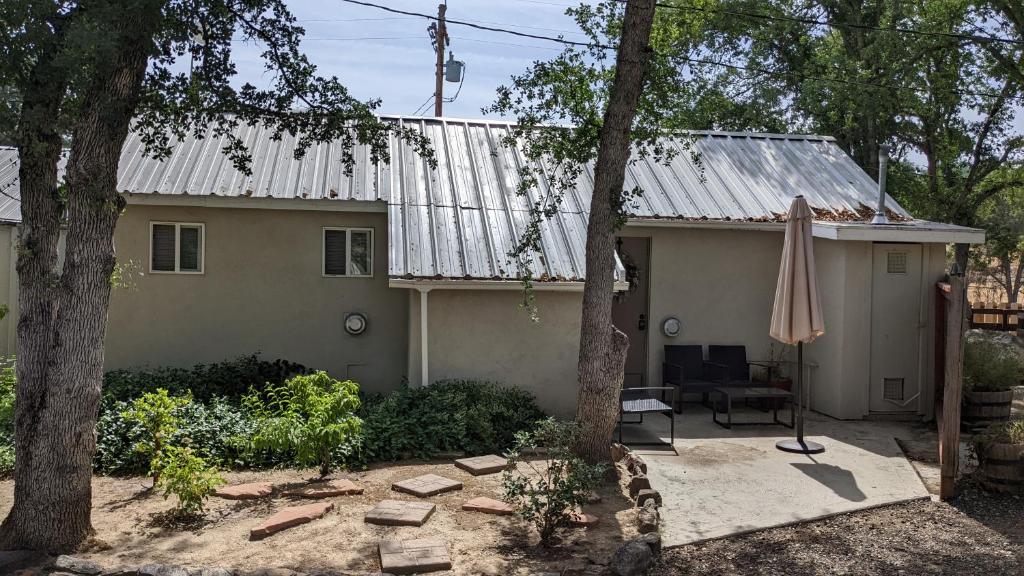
left=154, top=445, right=225, bottom=518
left=358, top=379, right=545, bottom=462
left=103, top=355, right=307, bottom=404
left=244, top=371, right=361, bottom=476
left=502, top=418, right=605, bottom=546
left=121, top=389, right=192, bottom=483
left=0, top=443, right=13, bottom=478
left=964, top=339, right=1023, bottom=393
left=0, top=357, right=14, bottom=436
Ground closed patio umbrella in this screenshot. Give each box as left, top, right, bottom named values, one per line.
left=770, top=195, right=826, bottom=454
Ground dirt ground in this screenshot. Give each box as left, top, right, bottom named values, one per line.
left=651, top=487, right=1023, bottom=576
left=0, top=460, right=637, bottom=575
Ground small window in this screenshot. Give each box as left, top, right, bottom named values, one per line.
left=150, top=222, right=204, bottom=274
left=323, top=228, right=373, bottom=277
left=886, top=252, right=907, bottom=274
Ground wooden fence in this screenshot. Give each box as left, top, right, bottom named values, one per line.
left=969, top=302, right=1023, bottom=332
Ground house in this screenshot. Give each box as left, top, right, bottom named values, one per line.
left=0, top=116, right=983, bottom=419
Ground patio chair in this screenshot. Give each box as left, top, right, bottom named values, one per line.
left=662, top=345, right=727, bottom=412
left=707, top=345, right=779, bottom=410
left=618, top=386, right=675, bottom=446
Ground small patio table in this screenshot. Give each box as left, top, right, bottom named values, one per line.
left=712, top=386, right=795, bottom=429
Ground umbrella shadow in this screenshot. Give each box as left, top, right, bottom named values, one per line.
left=790, top=461, right=867, bottom=502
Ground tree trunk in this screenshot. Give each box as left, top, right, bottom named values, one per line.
left=573, top=0, right=656, bottom=465
left=0, top=3, right=157, bottom=552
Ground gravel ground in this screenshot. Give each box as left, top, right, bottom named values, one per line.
left=652, top=485, right=1023, bottom=576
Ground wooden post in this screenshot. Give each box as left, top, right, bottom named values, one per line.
left=433, top=3, right=447, bottom=117
left=939, top=269, right=967, bottom=500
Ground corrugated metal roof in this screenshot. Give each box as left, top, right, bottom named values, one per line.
left=0, top=116, right=912, bottom=281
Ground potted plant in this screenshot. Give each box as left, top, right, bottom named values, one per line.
left=971, top=420, right=1024, bottom=493
left=962, top=339, right=1022, bottom=433
left=757, top=343, right=793, bottom=391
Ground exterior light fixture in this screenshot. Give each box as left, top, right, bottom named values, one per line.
left=662, top=317, right=681, bottom=338
left=344, top=313, right=367, bottom=336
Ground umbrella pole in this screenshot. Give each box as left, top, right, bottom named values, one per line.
left=776, top=341, right=825, bottom=454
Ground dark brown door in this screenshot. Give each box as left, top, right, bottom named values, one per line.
left=612, top=237, right=650, bottom=388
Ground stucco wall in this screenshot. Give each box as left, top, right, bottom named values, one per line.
left=620, top=225, right=787, bottom=390
left=407, top=289, right=583, bottom=418
left=104, top=204, right=408, bottom=394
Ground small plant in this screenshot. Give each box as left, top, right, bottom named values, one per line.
left=963, top=339, right=1023, bottom=393
left=154, top=444, right=225, bottom=518
left=502, top=418, right=605, bottom=546
left=121, top=389, right=192, bottom=484
left=0, top=357, right=14, bottom=435
left=244, top=371, right=361, bottom=476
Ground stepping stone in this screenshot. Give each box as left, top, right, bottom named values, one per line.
left=569, top=512, right=600, bottom=527
left=282, top=479, right=363, bottom=499
left=454, top=454, right=509, bottom=476
left=462, top=496, right=514, bottom=516
left=392, top=474, right=463, bottom=497
left=365, top=500, right=436, bottom=526
left=378, top=538, right=452, bottom=575
left=214, top=482, right=273, bottom=500
left=249, top=502, right=333, bottom=540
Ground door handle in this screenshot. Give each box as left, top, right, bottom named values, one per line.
left=638, top=314, right=647, bottom=331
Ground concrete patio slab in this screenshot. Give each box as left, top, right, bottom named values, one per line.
left=622, top=405, right=931, bottom=547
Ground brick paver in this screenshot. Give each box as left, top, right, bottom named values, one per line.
left=214, top=482, right=273, bottom=500
left=378, top=538, right=452, bottom=575
left=282, top=479, right=363, bottom=499
left=365, top=500, right=436, bottom=526
left=453, top=454, right=509, bottom=476
left=391, top=474, right=463, bottom=497
left=249, top=502, right=333, bottom=540
left=461, top=496, right=514, bottom=516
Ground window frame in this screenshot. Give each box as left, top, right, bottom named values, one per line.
left=149, top=221, right=206, bottom=275
left=322, top=227, right=374, bottom=278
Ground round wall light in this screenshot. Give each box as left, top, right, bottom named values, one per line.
left=662, top=317, right=681, bottom=338
left=344, top=313, right=367, bottom=336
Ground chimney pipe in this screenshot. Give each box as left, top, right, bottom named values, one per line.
left=872, top=145, right=890, bottom=225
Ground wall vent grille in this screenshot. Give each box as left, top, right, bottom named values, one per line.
left=887, top=252, right=908, bottom=274
left=883, top=377, right=905, bottom=401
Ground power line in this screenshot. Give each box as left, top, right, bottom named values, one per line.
left=338, top=0, right=1022, bottom=102
left=303, top=36, right=423, bottom=41
left=647, top=1, right=1024, bottom=47
left=338, top=0, right=601, bottom=48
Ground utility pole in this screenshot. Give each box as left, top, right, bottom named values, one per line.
left=434, top=2, right=447, bottom=117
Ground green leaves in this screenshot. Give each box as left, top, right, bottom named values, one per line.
left=244, top=371, right=362, bottom=477
left=502, top=418, right=605, bottom=546
left=153, top=445, right=225, bottom=518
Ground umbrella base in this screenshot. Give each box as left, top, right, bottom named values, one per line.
left=776, top=439, right=825, bottom=454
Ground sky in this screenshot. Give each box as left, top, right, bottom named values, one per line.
left=231, top=0, right=593, bottom=119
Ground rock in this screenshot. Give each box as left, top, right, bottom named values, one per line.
left=250, top=501, right=334, bottom=540
left=103, top=567, right=140, bottom=576
left=238, top=569, right=301, bottom=576
left=635, top=489, right=661, bottom=508
left=54, top=556, right=103, bottom=575
left=610, top=443, right=628, bottom=462
left=190, top=568, right=233, bottom=576
left=625, top=454, right=647, bottom=476
left=637, top=532, right=662, bottom=556
left=609, top=541, right=653, bottom=576
left=627, top=475, right=651, bottom=498
left=138, top=565, right=190, bottom=576
left=637, top=501, right=659, bottom=534
left=569, top=512, right=600, bottom=527
left=0, top=550, right=48, bottom=574
left=214, top=482, right=274, bottom=500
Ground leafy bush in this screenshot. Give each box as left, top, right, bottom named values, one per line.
left=0, top=443, right=13, bottom=478
left=103, top=355, right=307, bottom=404
left=154, top=445, right=225, bottom=518
left=964, top=339, right=1023, bottom=393
left=0, top=357, right=13, bottom=436
left=121, top=389, right=192, bottom=483
left=245, top=371, right=361, bottom=476
left=359, top=380, right=545, bottom=462
left=96, top=396, right=280, bottom=475
left=502, top=418, right=604, bottom=546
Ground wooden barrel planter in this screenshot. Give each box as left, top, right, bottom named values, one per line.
left=962, top=390, right=1014, bottom=433
left=978, top=442, right=1024, bottom=493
